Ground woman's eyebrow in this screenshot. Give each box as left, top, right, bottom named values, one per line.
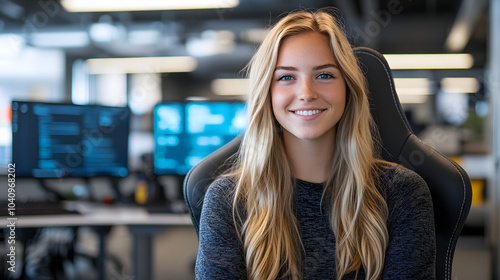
left=313, top=63, right=339, bottom=70
left=274, top=64, right=339, bottom=71
left=275, top=66, right=298, bottom=71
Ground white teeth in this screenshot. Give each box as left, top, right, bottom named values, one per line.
left=294, top=110, right=322, bottom=116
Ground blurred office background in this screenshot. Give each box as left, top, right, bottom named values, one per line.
left=0, top=0, right=499, bottom=279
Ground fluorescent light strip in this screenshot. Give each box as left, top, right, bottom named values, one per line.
left=186, top=96, right=210, bottom=101
left=211, top=78, right=248, bottom=95
left=86, top=56, right=197, bottom=74
left=398, top=94, right=430, bottom=104
left=242, top=29, right=269, bottom=43
left=394, top=78, right=431, bottom=95
left=384, top=53, right=474, bottom=69
left=396, top=88, right=432, bottom=95
left=441, top=77, right=479, bottom=93
left=61, top=0, right=239, bottom=12
left=31, top=31, right=90, bottom=48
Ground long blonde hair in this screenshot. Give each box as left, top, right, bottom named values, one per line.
left=229, top=10, right=388, bottom=280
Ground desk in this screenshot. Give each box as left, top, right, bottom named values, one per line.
left=2, top=202, right=192, bottom=280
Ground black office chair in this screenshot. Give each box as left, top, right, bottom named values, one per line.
left=183, top=47, right=472, bottom=280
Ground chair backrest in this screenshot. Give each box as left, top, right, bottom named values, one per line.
left=183, top=47, right=472, bottom=280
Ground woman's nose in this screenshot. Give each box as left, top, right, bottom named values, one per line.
left=298, top=80, right=318, bottom=102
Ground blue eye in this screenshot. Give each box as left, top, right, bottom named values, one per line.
left=318, top=73, right=333, bottom=79
left=278, top=75, right=293, bottom=81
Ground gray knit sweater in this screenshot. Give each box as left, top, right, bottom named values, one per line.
left=195, top=165, right=436, bottom=279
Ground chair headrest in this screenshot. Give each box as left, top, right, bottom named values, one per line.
left=354, top=47, right=413, bottom=161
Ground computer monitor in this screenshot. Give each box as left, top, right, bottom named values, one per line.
left=11, top=101, right=130, bottom=178
left=153, top=101, right=247, bottom=175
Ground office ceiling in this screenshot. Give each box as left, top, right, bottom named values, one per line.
left=0, top=0, right=489, bottom=77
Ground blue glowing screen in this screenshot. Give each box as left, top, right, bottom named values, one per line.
left=153, top=102, right=247, bottom=175
left=11, top=101, right=130, bottom=178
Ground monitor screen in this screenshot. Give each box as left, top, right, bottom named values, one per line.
left=154, top=101, right=247, bottom=175
left=11, top=101, right=130, bottom=178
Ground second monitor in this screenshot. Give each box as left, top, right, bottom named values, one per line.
left=153, top=101, right=247, bottom=175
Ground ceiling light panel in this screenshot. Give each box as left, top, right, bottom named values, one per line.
left=86, top=56, right=197, bottom=74
left=61, top=0, right=239, bottom=12
left=31, top=31, right=90, bottom=48
left=384, top=53, right=474, bottom=69
left=394, top=78, right=431, bottom=95
left=211, top=78, right=248, bottom=95
left=441, top=77, right=480, bottom=93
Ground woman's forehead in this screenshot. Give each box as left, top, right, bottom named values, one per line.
left=276, top=32, right=338, bottom=67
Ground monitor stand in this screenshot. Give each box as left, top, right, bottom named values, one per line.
left=108, top=177, right=125, bottom=203
left=155, top=174, right=187, bottom=213
left=135, top=174, right=167, bottom=205
left=37, top=179, right=64, bottom=201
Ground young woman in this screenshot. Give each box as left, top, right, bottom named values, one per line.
left=196, top=10, right=435, bottom=280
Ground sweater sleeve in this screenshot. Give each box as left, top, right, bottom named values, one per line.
left=381, top=166, right=436, bottom=280
left=195, top=177, right=247, bottom=280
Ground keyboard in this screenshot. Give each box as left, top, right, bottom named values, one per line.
left=0, top=200, right=80, bottom=216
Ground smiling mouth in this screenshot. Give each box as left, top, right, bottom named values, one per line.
left=292, top=109, right=326, bottom=116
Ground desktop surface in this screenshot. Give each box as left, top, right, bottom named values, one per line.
left=0, top=200, right=79, bottom=216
